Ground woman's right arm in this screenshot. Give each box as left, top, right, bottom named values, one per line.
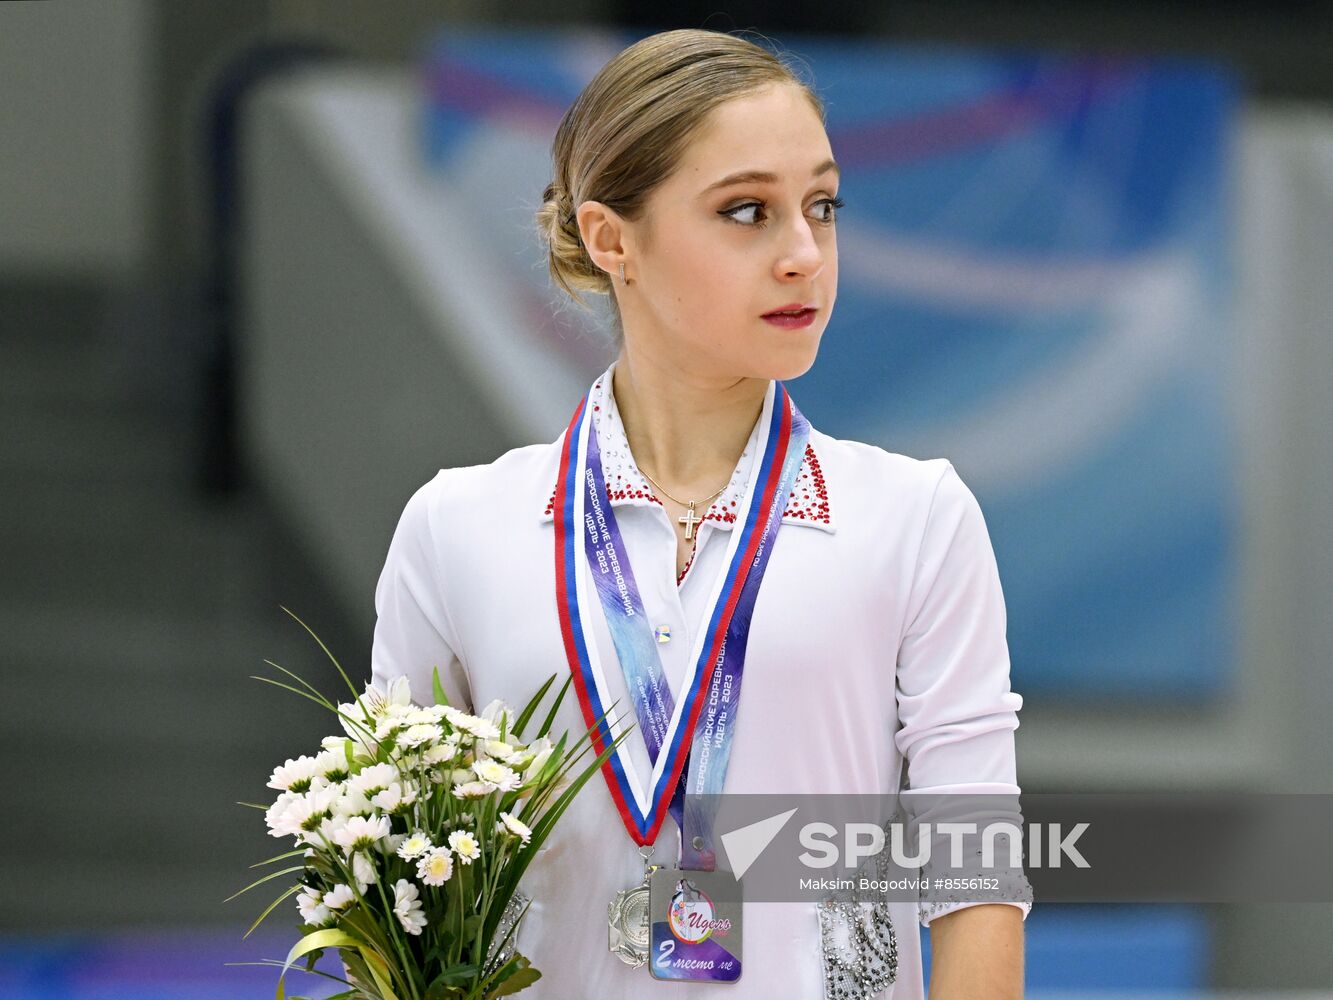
left=370, top=472, right=473, bottom=711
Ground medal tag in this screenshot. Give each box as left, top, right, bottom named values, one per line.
left=648, top=867, right=743, bottom=983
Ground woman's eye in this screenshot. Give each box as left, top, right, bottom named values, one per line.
left=719, top=197, right=845, bottom=227
left=720, top=202, right=765, bottom=225
left=814, top=196, right=845, bottom=223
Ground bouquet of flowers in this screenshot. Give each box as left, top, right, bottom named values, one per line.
left=231, top=611, right=626, bottom=1000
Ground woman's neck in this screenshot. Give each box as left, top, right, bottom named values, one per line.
left=611, top=351, right=768, bottom=498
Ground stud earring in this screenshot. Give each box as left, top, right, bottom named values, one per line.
left=619, top=262, right=626, bottom=283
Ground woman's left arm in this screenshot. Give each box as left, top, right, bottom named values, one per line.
left=927, top=903, right=1024, bottom=999
left=894, top=460, right=1033, bottom=989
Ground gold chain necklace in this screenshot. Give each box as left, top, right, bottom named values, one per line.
left=638, top=467, right=729, bottom=541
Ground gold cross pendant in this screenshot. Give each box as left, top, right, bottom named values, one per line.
left=679, top=504, right=703, bottom=541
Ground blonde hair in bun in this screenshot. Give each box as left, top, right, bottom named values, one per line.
left=536, top=28, right=824, bottom=327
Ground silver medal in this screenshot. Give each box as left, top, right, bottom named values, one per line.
left=608, top=845, right=656, bottom=967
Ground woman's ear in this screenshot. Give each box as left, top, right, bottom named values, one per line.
left=577, top=200, right=627, bottom=280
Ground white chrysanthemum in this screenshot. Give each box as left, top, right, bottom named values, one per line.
left=447, top=830, right=480, bottom=864
left=320, top=734, right=350, bottom=753
left=497, top=811, right=533, bottom=845
left=334, top=814, right=391, bottom=854
left=393, top=878, right=427, bottom=935
left=351, top=850, right=376, bottom=893
left=423, top=742, right=458, bottom=765
left=480, top=739, right=522, bottom=764
left=443, top=706, right=501, bottom=740
left=268, top=755, right=321, bottom=792
left=416, top=846, right=454, bottom=886
left=472, top=759, right=521, bottom=792
left=265, top=791, right=302, bottom=838
left=313, top=747, right=351, bottom=782
left=296, top=887, right=332, bottom=927
left=371, top=781, right=417, bottom=814
left=452, top=780, right=495, bottom=800
left=396, top=723, right=440, bottom=750
left=348, top=763, right=397, bottom=797
left=332, top=789, right=376, bottom=819
left=397, top=831, right=432, bottom=860
left=273, top=786, right=338, bottom=841
left=381, top=832, right=407, bottom=856
left=323, top=883, right=355, bottom=910
left=311, top=812, right=349, bottom=849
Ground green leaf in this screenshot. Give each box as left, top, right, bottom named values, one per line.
left=279, top=605, right=362, bottom=701
left=488, top=966, right=541, bottom=997
left=242, top=883, right=302, bottom=939
left=535, top=676, right=573, bottom=739
left=274, top=928, right=361, bottom=1000
left=511, top=673, right=556, bottom=738
left=432, top=664, right=450, bottom=706
left=249, top=848, right=307, bottom=869
left=428, top=963, right=482, bottom=987
left=223, top=864, right=306, bottom=903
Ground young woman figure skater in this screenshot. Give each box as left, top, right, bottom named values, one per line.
left=372, top=28, right=1029, bottom=998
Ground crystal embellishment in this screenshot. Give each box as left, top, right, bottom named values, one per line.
left=654, top=624, right=671, bottom=644
left=817, top=827, right=898, bottom=999
left=486, top=889, right=531, bottom=969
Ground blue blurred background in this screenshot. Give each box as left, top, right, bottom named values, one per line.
left=3, top=1, right=1333, bottom=997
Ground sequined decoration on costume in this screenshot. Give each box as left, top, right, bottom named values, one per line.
left=817, top=829, right=898, bottom=999
left=485, top=888, right=531, bottom=969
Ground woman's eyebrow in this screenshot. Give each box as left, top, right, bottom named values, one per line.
left=699, top=158, right=839, bottom=196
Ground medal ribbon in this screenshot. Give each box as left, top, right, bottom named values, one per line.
left=553, top=374, right=810, bottom=861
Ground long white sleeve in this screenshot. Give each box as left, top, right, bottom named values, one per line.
left=893, top=460, right=1032, bottom=927
left=370, top=471, right=473, bottom=712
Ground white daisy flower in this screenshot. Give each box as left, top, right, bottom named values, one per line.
left=480, top=739, right=522, bottom=764
left=496, top=811, right=533, bottom=845
left=332, top=789, right=375, bottom=819
left=452, top=780, right=496, bottom=800
left=351, top=850, right=377, bottom=893
left=312, top=747, right=350, bottom=782
left=265, top=791, right=302, bottom=838
left=472, top=759, right=521, bottom=792
left=392, top=878, right=427, bottom=935
left=396, top=831, right=433, bottom=861
left=296, top=887, right=332, bottom=927
left=268, top=755, right=321, bottom=792
left=334, top=814, right=391, bottom=854
left=371, top=781, right=417, bottom=814
left=447, top=830, right=480, bottom=864
left=416, top=846, right=454, bottom=886
left=323, top=883, right=355, bottom=910
left=348, top=763, right=397, bottom=797
left=380, top=832, right=407, bottom=856
left=423, top=742, right=458, bottom=765
left=274, top=786, right=338, bottom=841
left=443, top=706, right=501, bottom=740
left=397, top=723, right=440, bottom=750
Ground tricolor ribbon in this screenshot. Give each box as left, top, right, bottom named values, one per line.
left=553, top=373, right=810, bottom=857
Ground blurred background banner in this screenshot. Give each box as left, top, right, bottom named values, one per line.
left=420, top=28, right=1242, bottom=703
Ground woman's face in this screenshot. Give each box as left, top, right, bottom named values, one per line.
left=614, top=82, right=839, bottom=383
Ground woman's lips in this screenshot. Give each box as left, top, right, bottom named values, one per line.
left=761, top=308, right=816, bottom=329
